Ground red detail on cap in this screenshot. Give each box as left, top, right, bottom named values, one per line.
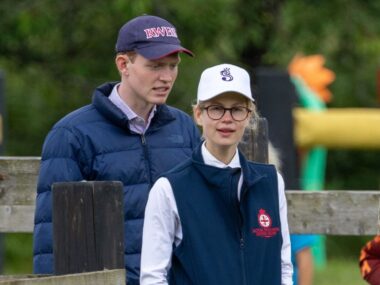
left=153, top=48, right=194, bottom=60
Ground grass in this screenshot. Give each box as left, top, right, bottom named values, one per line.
left=314, top=258, right=367, bottom=285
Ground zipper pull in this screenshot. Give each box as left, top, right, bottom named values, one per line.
left=240, top=237, right=245, bottom=248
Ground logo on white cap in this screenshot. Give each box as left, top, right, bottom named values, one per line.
left=197, top=63, right=254, bottom=103
left=221, top=68, right=233, bottom=82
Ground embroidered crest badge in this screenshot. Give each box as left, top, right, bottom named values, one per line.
left=258, top=208, right=272, bottom=228
left=252, top=209, right=280, bottom=238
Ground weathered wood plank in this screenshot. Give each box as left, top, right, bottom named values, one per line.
left=287, top=190, right=380, bottom=235
left=0, top=275, right=43, bottom=280
left=0, top=157, right=39, bottom=233
left=0, top=205, right=34, bottom=232
left=0, top=157, right=39, bottom=205
left=239, top=117, right=269, bottom=163
left=1, top=191, right=379, bottom=235
left=53, top=181, right=125, bottom=275
left=0, top=157, right=379, bottom=236
left=0, top=269, right=125, bottom=285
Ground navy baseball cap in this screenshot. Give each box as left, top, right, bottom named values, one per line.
left=115, top=15, right=194, bottom=60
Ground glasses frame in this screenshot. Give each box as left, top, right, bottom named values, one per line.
left=202, top=105, right=252, bottom=121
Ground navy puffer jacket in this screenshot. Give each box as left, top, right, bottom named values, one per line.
left=33, top=82, right=201, bottom=285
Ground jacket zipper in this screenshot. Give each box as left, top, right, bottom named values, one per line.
left=235, top=186, right=247, bottom=285
left=140, top=134, right=152, bottom=185
left=239, top=211, right=247, bottom=285
left=231, top=171, right=247, bottom=285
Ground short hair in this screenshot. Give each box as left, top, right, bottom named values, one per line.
left=116, top=51, right=137, bottom=63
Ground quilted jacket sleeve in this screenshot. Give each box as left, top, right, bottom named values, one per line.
left=33, top=126, right=86, bottom=274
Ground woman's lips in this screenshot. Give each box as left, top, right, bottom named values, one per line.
left=217, top=128, right=235, bottom=135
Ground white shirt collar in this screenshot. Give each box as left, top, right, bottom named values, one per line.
left=201, top=142, right=241, bottom=169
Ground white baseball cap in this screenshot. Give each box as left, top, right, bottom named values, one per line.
left=197, top=63, right=254, bottom=102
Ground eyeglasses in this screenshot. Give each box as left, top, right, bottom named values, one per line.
left=202, top=105, right=252, bottom=121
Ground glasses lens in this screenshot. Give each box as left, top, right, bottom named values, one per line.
left=204, top=105, right=250, bottom=121
left=231, top=107, right=248, bottom=121
left=207, top=105, right=225, bottom=120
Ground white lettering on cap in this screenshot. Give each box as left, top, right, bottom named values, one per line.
left=144, top=27, right=178, bottom=39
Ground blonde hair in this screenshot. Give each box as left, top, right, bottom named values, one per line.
left=268, top=142, right=282, bottom=172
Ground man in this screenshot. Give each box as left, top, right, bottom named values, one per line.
left=33, top=15, right=201, bottom=285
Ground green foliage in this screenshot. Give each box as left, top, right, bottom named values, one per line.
left=1, top=0, right=380, bottom=153
left=3, top=234, right=33, bottom=274
left=326, top=150, right=380, bottom=190
left=267, top=0, right=380, bottom=107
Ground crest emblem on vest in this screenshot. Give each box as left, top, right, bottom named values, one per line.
left=258, top=209, right=272, bottom=228
left=220, top=68, right=233, bottom=81
left=252, top=208, right=280, bottom=238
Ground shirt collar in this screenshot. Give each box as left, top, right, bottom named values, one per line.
left=108, top=83, right=157, bottom=121
left=201, top=142, right=241, bottom=169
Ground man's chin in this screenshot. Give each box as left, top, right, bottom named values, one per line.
left=151, top=96, right=169, bottom=105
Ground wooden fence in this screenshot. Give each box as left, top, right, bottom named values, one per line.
left=0, top=269, right=125, bottom=284
left=0, top=156, right=379, bottom=236
left=0, top=157, right=128, bottom=284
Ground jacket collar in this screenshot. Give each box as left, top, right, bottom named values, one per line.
left=191, top=142, right=266, bottom=188
left=92, top=82, right=176, bottom=132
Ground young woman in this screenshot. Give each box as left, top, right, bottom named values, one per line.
left=140, top=63, right=293, bottom=285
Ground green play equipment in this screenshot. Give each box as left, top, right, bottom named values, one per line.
left=291, top=76, right=327, bottom=267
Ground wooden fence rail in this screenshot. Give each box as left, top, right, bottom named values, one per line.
left=0, top=156, right=379, bottom=235
left=0, top=269, right=125, bottom=285
left=0, top=157, right=39, bottom=233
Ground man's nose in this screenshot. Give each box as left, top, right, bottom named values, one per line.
left=159, top=67, right=174, bottom=82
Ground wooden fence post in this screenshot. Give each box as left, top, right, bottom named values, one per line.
left=52, top=181, right=124, bottom=275
left=239, top=116, right=269, bottom=163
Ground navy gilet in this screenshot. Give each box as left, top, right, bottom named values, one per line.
left=165, top=144, right=282, bottom=285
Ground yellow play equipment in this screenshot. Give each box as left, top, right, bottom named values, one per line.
left=294, top=108, right=380, bottom=149
left=288, top=54, right=380, bottom=267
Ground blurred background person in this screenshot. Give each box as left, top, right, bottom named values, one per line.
left=359, top=235, right=380, bottom=285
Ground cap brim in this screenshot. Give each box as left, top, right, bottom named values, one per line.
left=136, top=44, right=194, bottom=60
left=198, top=91, right=255, bottom=103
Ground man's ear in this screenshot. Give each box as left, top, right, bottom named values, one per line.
left=115, top=54, right=129, bottom=75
